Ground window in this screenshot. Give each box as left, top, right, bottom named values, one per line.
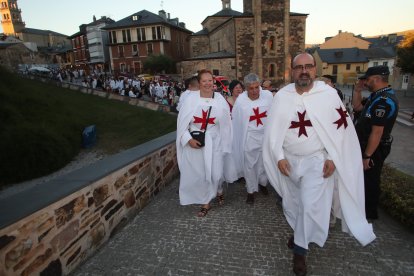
left=403, top=75, right=409, bottom=83
left=132, top=44, right=139, bottom=56
left=147, top=43, right=153, bottom=55
left=121, top=30, right=131, bottom=42
left=110, top=31, right=117, bottom=44
left=332, top=65, right=338, bottom=75
left=132, top=15, right=138, bottom=21
left=268, top=36, right=275, bottom=51
left=120, top=63, right=126, bottom=73
left=373, top=62, right=378, bottom=66
left=127, top=30, right=131, bottom=42
left=346, top=64, right=351, bottom=70
left=269, top=64, right=275, bottom=78
left=383, top=61, right=388, bottom=66
left=213, top=69, right=219, bottom=76
left=137, top=28, right=146, bottom=41
left=356, top=66, right=361, bottom=73
left=152, top=27, right=156, bottom=40
left=118, top=45, right=124, bottom=57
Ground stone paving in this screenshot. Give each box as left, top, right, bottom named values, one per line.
left=74, top=179, right=414, bottom=276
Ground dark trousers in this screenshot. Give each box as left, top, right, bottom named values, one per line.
left=363, top=145, right=390, bottom=219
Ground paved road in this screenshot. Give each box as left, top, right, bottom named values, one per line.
left=74, top=179, right=414, bottom=275
left=73, top=86, right=414, bottom=276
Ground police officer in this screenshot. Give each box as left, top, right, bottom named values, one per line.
left=352, top=65, right=399, bottom=220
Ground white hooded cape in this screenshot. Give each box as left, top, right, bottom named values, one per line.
left=176, top=91, right=232, bottom=205
left=263, top=81, right=376, bottom=247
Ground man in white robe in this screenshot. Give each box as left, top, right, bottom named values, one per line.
left=232, top=73, right=273, bottom=204
left=176, top=76, right=199, bottom=112
left=176, top=90, right=232, bottom=208
left=263, top=53, right=376, bottom=275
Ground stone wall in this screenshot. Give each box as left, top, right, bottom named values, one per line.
left=209, top=21, right=236, bottom=53
left=235, top=17, right=255, bottom=80
left=289, top=15, right=307, bottom=58
left=22, top=75, right=174, bottom=113
left=190, top=35, right=210, bottom=58
left=0, top=133, right=179, bottom=275
left=179, top=58, right=237, bottom=80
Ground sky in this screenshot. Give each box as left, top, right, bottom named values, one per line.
left=1, top=0, right=413, bottom=44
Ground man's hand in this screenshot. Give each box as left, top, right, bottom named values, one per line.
left=363, top=158, right=373, bottom=170
left=354, top=79, right=365, bottom=93
left=323, top=160, right=336, bottom=178
left=188, top=139, right=201, bottom=149
left=277, top=159, right=291, bottom=176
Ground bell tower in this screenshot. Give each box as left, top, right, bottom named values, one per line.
left=0, top=0, right=25, bottom=35
left=222, top=0, right=231, bottom=10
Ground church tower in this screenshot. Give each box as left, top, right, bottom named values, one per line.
left=239, top=0, right=291, bottom=83
left=0, top=0, right=25, bottom=35
left=222, top=0, right=231, bottom=10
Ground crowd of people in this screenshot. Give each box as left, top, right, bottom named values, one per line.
left=175, top=53, right=399, bottom=276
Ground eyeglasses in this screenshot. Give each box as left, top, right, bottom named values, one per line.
left=292, top=64, right=315, bottom=71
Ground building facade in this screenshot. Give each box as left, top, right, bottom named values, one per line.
left=68, top=16, right=114, bottom=71
left=179, top=0, right=307, bottom=86
left=103, top=10, right=192, bottom=75
left=0, top=0, right=25, bottom=36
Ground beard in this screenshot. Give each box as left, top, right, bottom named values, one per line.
left=295, top=73, right=313, bottom=88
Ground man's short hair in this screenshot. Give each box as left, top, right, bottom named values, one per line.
left=244, top=73, right=260, bottom=87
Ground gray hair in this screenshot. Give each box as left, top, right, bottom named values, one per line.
left=244, top=73, right=260, bottom=87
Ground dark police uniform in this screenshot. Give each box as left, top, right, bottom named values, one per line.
left=355, top=87, right=399, bottom=219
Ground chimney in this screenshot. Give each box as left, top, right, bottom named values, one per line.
left=93, top=15, right=96, bottom=22
left=167, top=13, right=170, bottom=19
left=179, top=22, right=186, bottom=29
left=338, top=30, right=342, bottom=34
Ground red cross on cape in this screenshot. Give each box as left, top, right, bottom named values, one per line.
left=333, top=107, right=349, bottom=129
left=193, top=109, right=216, bottom=130
left=249, top=107, right=267, bottom=126
left=289, top=110, right=312, bottom=137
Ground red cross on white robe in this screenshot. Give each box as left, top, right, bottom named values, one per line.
left=333, top=107, right=349, bottom=129
left=249, top=107, right=267, bottom=126
left=289, top=110, right=312, bottom=137
left=193, top=109, right=216, bottom=130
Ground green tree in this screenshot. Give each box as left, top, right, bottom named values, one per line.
left=143, top=54, right=176, bottom=74
left=396, top=32, right=414, bottom=74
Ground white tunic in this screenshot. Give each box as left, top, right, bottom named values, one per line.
left=176, top=92, right=232, bottom=205
left=232, top=90, right=273, bottom=192
left=263, top=81, right=376, bottom=248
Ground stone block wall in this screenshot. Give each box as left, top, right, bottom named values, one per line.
left=190, top=35, right=210, bottom=58
left=0, top=139, right=178, bottom=275
left=235, top=17, right=255, bottom=80
left=179, top=58, right=237, bottom=81
left=209, top=22, right=236, bottom=53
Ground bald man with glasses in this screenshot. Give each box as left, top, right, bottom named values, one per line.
left=263, top=53, right=376, bottom=275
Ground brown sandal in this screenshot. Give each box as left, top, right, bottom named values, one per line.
left=197, top=206, right=211, bottom=217
left=217, top=194, right=225, bottom=206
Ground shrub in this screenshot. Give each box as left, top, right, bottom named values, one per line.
left=380, top=164, right=414, bottom=230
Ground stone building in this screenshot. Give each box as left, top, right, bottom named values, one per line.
left=0, top=0, right=25, bottom=36
left=178, top=0, right=307, bottom=86
left=68, top=16, right=115, bottom=71
left=103, top=9, right=192, bottom=75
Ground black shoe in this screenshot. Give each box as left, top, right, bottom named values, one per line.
left=246, top=193, right=254, bottom=204
left=293, top=253, right=307, bottom=276
left=259, top=185, right=269, bottom=195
